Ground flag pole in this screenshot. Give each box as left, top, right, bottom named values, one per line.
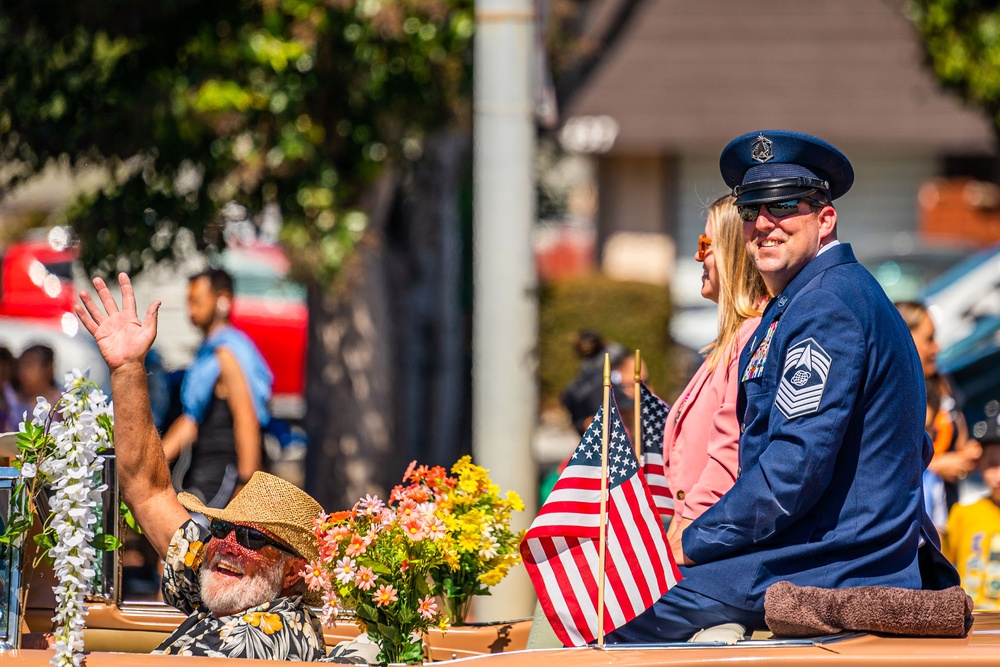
left=633, top=349, right=641, bottom=459
left=596, top=352, right=611, bottom=648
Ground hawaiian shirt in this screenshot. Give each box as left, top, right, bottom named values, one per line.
left=156, top=520, right=328, bottom=661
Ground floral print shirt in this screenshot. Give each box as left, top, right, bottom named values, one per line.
left=156, top=519, right=329, bottom=661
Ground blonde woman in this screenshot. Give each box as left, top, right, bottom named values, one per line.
left=664, top=194, right=768, bottom=561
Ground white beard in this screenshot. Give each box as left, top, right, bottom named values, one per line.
left=198, top=551, right=285, bottom=616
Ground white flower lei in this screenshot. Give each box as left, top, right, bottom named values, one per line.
left=19, top=369, right=112, bottom=667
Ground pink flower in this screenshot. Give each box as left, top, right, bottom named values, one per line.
left=403, top=460, right=417, bottom=482
left=361, top=494, right=385, bottom=516
left=345, top=535, right=368, bottom=557
left=300, top=562, right=330, bottom=591
left=402, top=518, right=425, bottom=542
left=327, top=524, right=351, bottom=541
left=379, top=508, right=395, bottom=528
left=364, top=525, right=379, bottom=544
left=424, top=515, right=447, bottom=541
left=320, top=590, right=341, bottom=628
left=354, top=565, right=378, bottom=591
left=417, top=595, right=438, bottom=620
left=313, top=513, right=330, bottom=537
left=398, top=498, right=418, bottom=519
left=373, top=584, right=399, bottom=607
left=334, top=557, right=356, bottom=585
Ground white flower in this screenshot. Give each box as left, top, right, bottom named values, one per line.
left=9, top=370, right=113, bottom=667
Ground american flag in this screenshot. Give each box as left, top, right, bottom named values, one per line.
left=521, top=394, right=680, bottom=646
left=639, top=382, right=674, bottom=518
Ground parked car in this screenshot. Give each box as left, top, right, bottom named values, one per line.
left=0, top=316, right=110, bottom=392
left=937, top=313, right=1000, bottom=430
left=220, top=242, right=308, bottom=420
left=923, top=242, right=1000, bottom=350
left=0, top=227, right=79, bottom=331
left=856, top=240, right=974, bottom=304
left=0, top=460, right=996, bottom=664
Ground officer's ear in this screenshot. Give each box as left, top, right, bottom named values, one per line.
left=817, top=205, right=837, bottom=242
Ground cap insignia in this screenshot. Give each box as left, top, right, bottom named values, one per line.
left=751, top=134, right=774, bottom=163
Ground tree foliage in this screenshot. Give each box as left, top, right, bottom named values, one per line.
left=0, top=0, right=473, bottom=280
left=909, top=0, right=1000, bottom=138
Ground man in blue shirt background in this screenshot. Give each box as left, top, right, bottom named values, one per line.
left=162, top=268, right=273, bottom=509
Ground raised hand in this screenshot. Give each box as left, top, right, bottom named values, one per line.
left=75, top=273, right=161, bottom=371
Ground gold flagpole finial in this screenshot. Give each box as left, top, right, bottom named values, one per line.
left=633, top=349, right=641, bottom=459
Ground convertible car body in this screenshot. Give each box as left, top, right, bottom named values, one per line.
left=2, top=464, right=1000, bottom=665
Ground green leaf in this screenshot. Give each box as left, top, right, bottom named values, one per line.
left=376, top=623, right=402, bottom=644
left=33, top=531, right=56, bottom=551
left=359, top=602, right=380, bottom=621
left=363, top=559, right=393, bottom=576
left=120, top=501, right=141, bottom=534
left=92, top=533, right=123, bottom=551
left=399, top=640, right=424, bottom=663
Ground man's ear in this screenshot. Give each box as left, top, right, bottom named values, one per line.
left=283, top=557, right=306, bottom=590
left=817, top=205, right=838, bottom=241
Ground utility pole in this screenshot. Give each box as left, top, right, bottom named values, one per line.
left=472, top=0, right=538, bottom=620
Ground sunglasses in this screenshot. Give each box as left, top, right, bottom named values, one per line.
left=696, top=234, right=712, bottom=262
left=737, top=197, right=827, bottom=223
left=209, top=519, right=299, bottom=556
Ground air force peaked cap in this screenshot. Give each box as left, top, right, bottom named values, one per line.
left=720, top=130, right=854, bottom=206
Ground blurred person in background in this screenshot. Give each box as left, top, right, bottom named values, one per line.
left=0, top=346, right=13, bottom=430
left=943, top=424, right=1000, bottom=609
left=560, top=330, right=626, bottom=436
left=664, top=194, right=768, bottom=563
left=162, top=268, right=274, bottom=510
left=4, top=344, right=61, bottom=431
left=895, top=300, right=981, bottom=533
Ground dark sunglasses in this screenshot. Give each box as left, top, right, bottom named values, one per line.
left=737, top=197, right=827, bottom=223
left=696, top=234, right=712, bottom=262
left=209, top=519, right=299, bottom=556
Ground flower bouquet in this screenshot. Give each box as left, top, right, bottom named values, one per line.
left=307, top=494, right=450, bottom=664
left=306, top=457, right=525, bottom=663
left=392, top=456, right=525, bottom=625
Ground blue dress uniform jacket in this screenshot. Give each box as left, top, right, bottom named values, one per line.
left=680, top=243, right=958, bottom=612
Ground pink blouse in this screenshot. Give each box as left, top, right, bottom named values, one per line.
left=663, top=316, right=760, bottom=522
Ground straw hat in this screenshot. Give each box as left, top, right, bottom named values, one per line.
left=178, top=471, right=322, bottom=564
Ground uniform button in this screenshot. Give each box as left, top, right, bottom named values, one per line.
left=740, top=423, right=745, bottom=433
left=676, top=490, right=685, bottom=501
left=737, top=467, right=742, bottom=479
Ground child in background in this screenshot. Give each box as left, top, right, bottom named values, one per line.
left=943, top=428, right=1000, bottom=609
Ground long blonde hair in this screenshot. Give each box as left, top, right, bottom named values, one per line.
left=702, top=194, right=769, bottom=371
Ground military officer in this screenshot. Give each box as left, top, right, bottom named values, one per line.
left=608, top=130, right=959, bottom=643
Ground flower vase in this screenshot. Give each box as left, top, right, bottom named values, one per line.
left=443, top=595, right=473, bottom=626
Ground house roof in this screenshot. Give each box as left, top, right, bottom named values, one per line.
left=565, top=0, right=996, bottom=154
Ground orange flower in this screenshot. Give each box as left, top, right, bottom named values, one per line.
left=345, top=535, right=368, bottom=557
left=373, top=584, right=399, bottom=607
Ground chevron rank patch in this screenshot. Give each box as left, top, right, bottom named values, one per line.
left=776, top=338, right=831, bottom=419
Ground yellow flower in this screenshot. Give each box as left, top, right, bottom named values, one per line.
left=443, top=546, right=460, bottom=568
left=457, top=531, right=479, bottom=553
left=184, top=541, right=204, bottom=568
left=478, top=565, right=508, bottom=586
left=243, top=612, right=284, bottom=635
left=506, top=490, right=524, bottom=512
